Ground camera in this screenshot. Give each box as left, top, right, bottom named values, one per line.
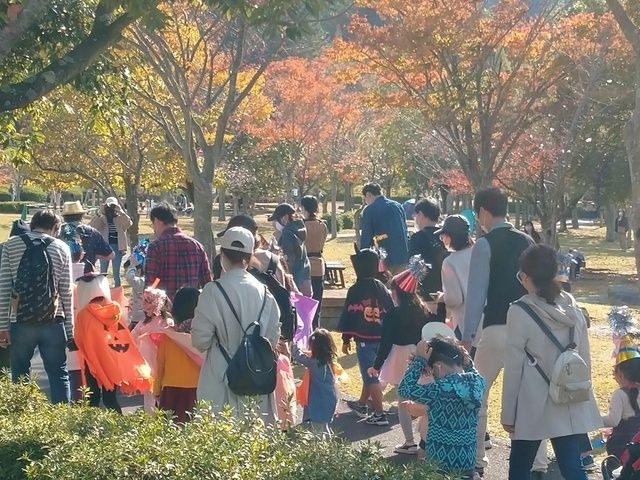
left=104, top=205, right=116, bottom=216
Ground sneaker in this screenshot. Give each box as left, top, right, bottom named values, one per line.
left=365, top=413, right=389, bottom=426
left=475, top=467, right=484, bottom=478
left=581, top=454, right=595, bottom=470
left=484, top=432, right=493, bottom=450
left=393, top=443, right=417, bottom=455
left=346, top=400, right=369, bottom=418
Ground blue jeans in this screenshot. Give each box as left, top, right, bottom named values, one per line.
left=100, top=244, right=123, bottom=287
left=356, top=341, right=380, bottom=385
left=10, top=320, right=70, bottom=404
left=509, top=434, right=588, bottom=480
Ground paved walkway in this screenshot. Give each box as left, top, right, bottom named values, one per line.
left=29, top=354, right=603, bottom=479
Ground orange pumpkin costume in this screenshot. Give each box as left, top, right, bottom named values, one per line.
left=74, top=301, right=153, bottom=395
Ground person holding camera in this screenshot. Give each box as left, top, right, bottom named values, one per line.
left=90, top=197, right=132, bottom=287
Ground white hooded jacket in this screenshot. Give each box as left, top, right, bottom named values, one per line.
left=501, top=291, right=602, bottom=440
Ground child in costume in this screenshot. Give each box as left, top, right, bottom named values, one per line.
left=337, top=246, right=394, bottom=426
left=603, top=336, right=640, bottom=458
left=367, top=258, right=430, bottom=455
left=275, top=342, right=298, bottom=431
left=293, top=329, right=343, bottom=436
left=132, top=286, right=174, bottom=413
left=398, top=335, right=484, bottom=477
left=154, top=286, right=202, bottom=423
left=124, top=240, right=148, bottom=329
left=74, top=272, right=152, bottom=412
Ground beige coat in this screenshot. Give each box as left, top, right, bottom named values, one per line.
left=90, top=212, right=132, bottom=252
left=191, top=268, right=281, bottom=423
left=501, top=292, right=602, bottom=440
left=303, top=219, right=328, bottom=277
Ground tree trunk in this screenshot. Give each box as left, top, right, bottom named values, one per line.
left=331, top=175, right=338, bottom=240
left=217, top=186, right=226, bottom=222
left=123, top=178, right=140, bottom=246
left=571, top=208, right=580, bottom=229
left=558, top=196, right=568, bottom=233
left=344, top=182, right=353, bottom=211
left=439, top=185, right=449, bottom=214
left=193, top=181, right=214, bottom=261
left=628, top=58, right=640, bottom=277
left=605, top=203, right=617, bottom=242
left=514, top=200, right=522, bottom=229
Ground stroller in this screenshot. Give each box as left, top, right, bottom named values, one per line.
left=602, top=432, right=640, bottom=479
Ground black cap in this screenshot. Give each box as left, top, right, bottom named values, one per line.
left=216, top=214, right=258, bottom=238
left=434, top=214, right=470, bottom=236
left=267, top=203, right=295, bottom=222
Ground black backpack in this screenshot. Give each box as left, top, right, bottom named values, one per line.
left=248, top=255, right=296, bottom=341
left=214, top=282, right=277, bottom=396
left=13, top=234, right=58, bottom=324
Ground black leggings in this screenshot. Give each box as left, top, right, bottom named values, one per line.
left=311, top=276, right=324, bottom=330
left=85, top=366, right=122, bottom=414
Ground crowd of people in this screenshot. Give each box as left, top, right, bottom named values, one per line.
left=0, top=185, right=638, bottom=480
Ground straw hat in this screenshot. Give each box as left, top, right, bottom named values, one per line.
left=61, top=201, right=86, bottom=216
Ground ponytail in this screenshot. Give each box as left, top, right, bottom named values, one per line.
left=537, top=281, right=562, bottom=305
left=626, top=387, right=640, bottom=415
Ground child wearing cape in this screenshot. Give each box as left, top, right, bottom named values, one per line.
left=74, top=272, right=152, bottom=411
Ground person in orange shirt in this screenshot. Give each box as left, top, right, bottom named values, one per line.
left=154, top=287, right=201, bottom=423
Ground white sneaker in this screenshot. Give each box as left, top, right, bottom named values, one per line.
left=393, top=443, right=418, bottom=455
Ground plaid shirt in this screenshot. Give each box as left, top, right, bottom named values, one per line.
left=144, top=227, right=212, bottom=301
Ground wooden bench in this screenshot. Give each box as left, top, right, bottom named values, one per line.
left=325, top=261, right=346, bottom=288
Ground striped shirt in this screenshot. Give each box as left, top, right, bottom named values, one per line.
left=0, top=232, right=74, bottom=338
left=107, top=219, right=118, bottom=245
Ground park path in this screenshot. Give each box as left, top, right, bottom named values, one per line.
left=27, top=352, right=605, bottom=479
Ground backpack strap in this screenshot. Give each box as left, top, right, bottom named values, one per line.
left=514, top=301, right=566, bottom=351
left=213, top=282, right=269, bottom=363
left=215, top=281, right=242, bottom=328
left=213, top=281, right=240, bottom=364
left=514, top=300, right=565, bottom=386
left=266, top=254, right=277, bottom=275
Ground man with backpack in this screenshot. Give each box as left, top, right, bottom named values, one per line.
left=192, top=226, right=281, bottom=422
left=0, top=210, right=74, bottom=404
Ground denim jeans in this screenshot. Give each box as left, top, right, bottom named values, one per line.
left=10, top=320, right=70, bottom=404
left=100, top=244, right=123, bottom=287
left=509, top=434, right=588, bottom=480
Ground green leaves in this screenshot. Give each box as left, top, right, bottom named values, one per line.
left=0, top=377, right=452, bottom=480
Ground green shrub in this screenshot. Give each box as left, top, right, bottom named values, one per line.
left=0, top=378, right=451, bottom=480
left=0, top=202, right=29, bottom=214
left=321, top=212, right=342, bottom=232
left=0, top=186, right=47, bottom=203
left=340, top=210, right=355, bottom=230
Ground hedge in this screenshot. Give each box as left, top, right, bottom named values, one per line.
left=321, top=212, right=342, bottom=232
left=0, top=186, right=47, bottom=203
left=0, top=202, right=29, bottom=214
left=0, top=378, right=451, bottom=480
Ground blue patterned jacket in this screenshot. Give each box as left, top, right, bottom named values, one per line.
left=398, top=356, right=485, bottom=473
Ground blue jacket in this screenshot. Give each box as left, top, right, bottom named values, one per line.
left=293, top=345, right=338, bottom=424
left=360, top=196, right=408, bottom=267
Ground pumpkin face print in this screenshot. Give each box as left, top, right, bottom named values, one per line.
left=104, top=321, right=130, bottom=353
left=362, top=300, right=382, bottom=324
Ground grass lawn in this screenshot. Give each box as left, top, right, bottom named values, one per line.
left=2, top=212, right=638, bottom=439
